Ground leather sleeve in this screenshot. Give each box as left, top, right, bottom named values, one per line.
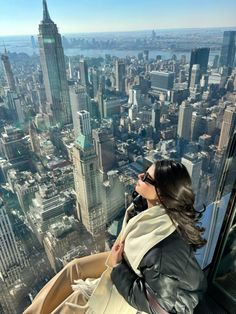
left=111, top=247, right=180, bottom=313
left=111, top=259, right=153, bottom=313
left=111, top=241, right=206, bottom=314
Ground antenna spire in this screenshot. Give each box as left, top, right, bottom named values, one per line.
left=42, top=0, right=52, bottom=22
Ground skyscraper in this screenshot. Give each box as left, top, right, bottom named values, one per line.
left=150, top=71, right=174, bottom=91
left=77, top=110, right=92, bottom=137
left=151, top=101, right=161, bottom=132
left=188, top=48, right=210, bottom=87
left=177, top=101, right=193, bottom=141
left=68, top=57, right=73, bottom=79
left=115, top=59, right=126, bottom=93
left=92, top=127, right=116, bottom=173
left=0, top=126, right=28, bottom=162
left=213, top=55, right=219, bottom=68
left=72, top=112, right=104, bottom=247
left=128, top=86, right=141, bottom=109
left=97, top=86, right=104, bottom=119
left=0, top=198, right=26, bottom=279
left=181, top=154, right=202, bottom=195
left=78, top=59, right=89, bottom=87
left=28, top=184, right=67, bottom=243
left=143, top=50, right=149, bottom=61
left=191, top=112, right=203, bottom=141
left=218, top=106, right=236, bottom=150
left=219, top=31, right=236, bottom=68
left=189, top=64, right=201, bottom=89
left=128, top=103, right=138, bottom=120
left=1, top=49, right=16, bottom=90
left=38, top=0, right=72, bottom=126
left=69, top=85, right=90, bottom=137
left=6, top=91, right=25, bottom=125
left=91, top=68, right=100, bottom=98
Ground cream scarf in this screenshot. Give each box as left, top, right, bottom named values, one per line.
left=120, top=202, right=176, bottom=276
left=71, top=203, right=176, bottom=299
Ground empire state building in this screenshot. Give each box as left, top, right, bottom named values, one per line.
left=38, top=0, right=72, bottom=126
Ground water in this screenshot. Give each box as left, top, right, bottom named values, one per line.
left=0, top=34, right=221, bottom=61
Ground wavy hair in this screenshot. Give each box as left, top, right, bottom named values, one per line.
left=153, top=159, right=206, bottom=250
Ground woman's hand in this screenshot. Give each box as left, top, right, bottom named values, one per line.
left=111, top=242, right=124, bottom=267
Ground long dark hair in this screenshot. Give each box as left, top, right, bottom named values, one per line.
left=153, top=159, right=206, bottom=250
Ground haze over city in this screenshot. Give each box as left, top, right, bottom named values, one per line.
left=0, top=0, right=236, bottom=36
left=0, top=0, right=236, bottom=313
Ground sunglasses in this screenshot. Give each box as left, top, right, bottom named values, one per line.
left=141, top=172, right=156, bottom=186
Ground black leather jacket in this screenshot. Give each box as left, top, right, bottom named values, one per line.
left=111, top=230, right=207, bottom=314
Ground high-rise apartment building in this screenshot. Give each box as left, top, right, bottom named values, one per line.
left=38, top=0, right=72, bottom=126
left=218, top=106, right=236, bottom=150
left=219, top=31, right=236, bottom=68
left=188, top=48, right=210, bottom=87
left=1, top=49, right=16, bottom=90
left=177, top=101, right=193, bottom=141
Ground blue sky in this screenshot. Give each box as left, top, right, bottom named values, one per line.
left=0, top=0, right=236, bottom=36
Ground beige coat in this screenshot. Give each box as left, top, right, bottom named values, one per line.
left=85, top=203, right=176, bottom=314
left=24, top=203, right=175, bottom=314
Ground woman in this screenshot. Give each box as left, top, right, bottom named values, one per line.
left=110, top=159, right=207, bottom=313
left=24, top=160, right=206, bottom=314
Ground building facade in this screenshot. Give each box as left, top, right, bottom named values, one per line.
left=115, top=59, right=126, bottom=93
left=72, top=112, right=105, bottom=248
left=218, top=106, right=236, bottom=150
left=177, top=101, right=193, bottom=141
left=1, top=49, right=16, bottom=91
left=188, top=48, right=210, bottom=87
left=150, top=71, right=174, bottom=91
left=219, top=31, right=236, bottom=68
left=38, top=0, right=72, bottom=126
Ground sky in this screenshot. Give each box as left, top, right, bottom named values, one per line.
left=0, top=0, right=236, bottom=36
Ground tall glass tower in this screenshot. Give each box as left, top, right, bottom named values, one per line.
left=188, top=48, right=210, bottom=88
left=115, top=59, right=126, bottom=93
left=38, top=0, right=72, bottom=126
left=219, top=31, right=236, bottom=68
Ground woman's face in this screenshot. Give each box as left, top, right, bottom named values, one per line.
left=135, top=164, right=158, bottom=201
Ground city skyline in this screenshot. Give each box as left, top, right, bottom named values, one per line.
left=0, top=1, right=236, bottom=312
left=0, top=0, right=236, bottom=36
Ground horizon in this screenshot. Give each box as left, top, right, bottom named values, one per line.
left=0, top=25, right=236, bottom=39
